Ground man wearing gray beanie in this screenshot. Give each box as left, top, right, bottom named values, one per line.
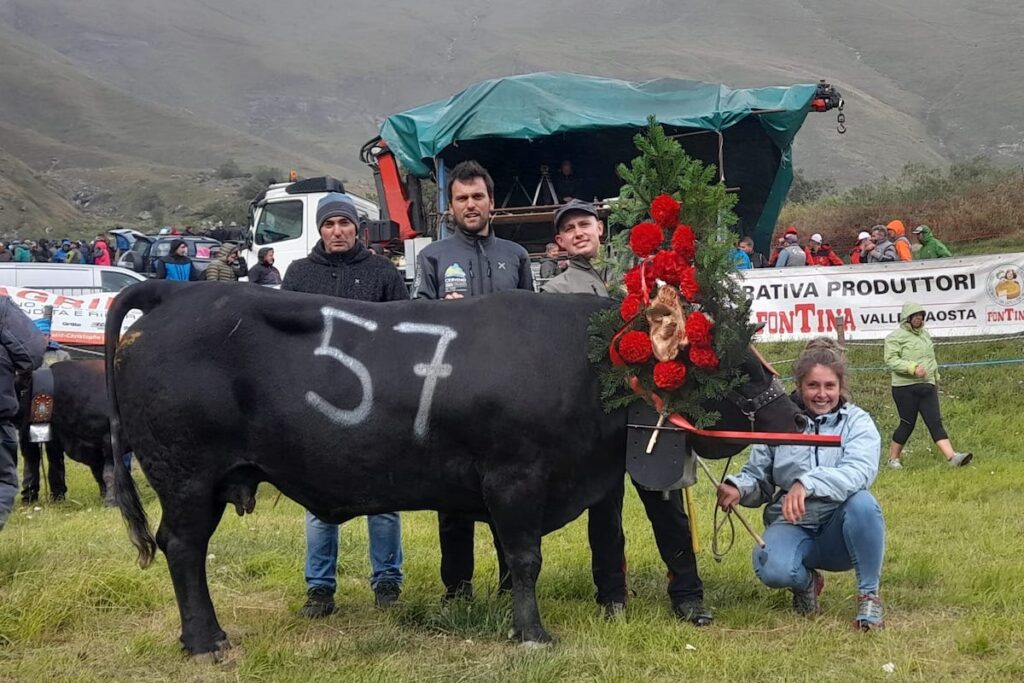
left=282, top=191, right=409, bottom=616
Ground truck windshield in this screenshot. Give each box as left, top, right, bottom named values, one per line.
left=256, top=201, right=303, bottom=245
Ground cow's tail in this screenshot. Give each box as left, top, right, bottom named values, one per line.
left=105, top=280, right=178, bottom=568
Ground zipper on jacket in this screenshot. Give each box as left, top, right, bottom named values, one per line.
left=467, top=259, right=475, bottom=296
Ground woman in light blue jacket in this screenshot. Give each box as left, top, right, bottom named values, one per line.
left=717, top=345, right=886, bottom=629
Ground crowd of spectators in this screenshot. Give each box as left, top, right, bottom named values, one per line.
left=0, top=234, right=117, bottom=267
left=734, top=220, right=953, bottom=270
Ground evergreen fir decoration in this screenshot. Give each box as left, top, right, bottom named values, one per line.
left=588, top=118, right=756, bottom=428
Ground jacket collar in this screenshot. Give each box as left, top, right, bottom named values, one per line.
left=452, top=225, right=496, bottom=249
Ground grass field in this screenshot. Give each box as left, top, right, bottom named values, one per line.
left=1, top=339, right=1023, bottom=682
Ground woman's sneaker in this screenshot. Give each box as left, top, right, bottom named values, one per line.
left=853, top=593, right=884, bottom=630
left=791, top=569, right=824, bottom=616
left=887, top=459, right=903, bottom=470
left=949, top=452, right=973, bottom=467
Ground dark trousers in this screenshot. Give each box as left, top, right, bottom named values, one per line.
left=892, top=383, right=948, bottom=444
left=438, top=512, right=509, bottom=593
left=588, top=477, right=703, bottom=605
left=19, top=441, right=66, bottom=501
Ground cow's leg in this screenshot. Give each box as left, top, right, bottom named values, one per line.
left=100, top=460, right=116, bottom=507
left=20, top=441, right=42, bottom=503
left=485, top=482, right=550, bottom=644
left=155, top=495, right=227, bottom=655
left=89, top=462, right=107, bottom=500
left=45, top=443, right=66, bottom=501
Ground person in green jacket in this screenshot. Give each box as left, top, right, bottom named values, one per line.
left=883, top=302, right=973, bottom=469
left=911, top=225, right=952, bottom=259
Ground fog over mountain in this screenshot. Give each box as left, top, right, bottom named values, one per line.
left=1, top=0, right=1021, bottom=233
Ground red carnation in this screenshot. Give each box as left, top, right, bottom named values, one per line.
left=650, top=194, right=681, bottom=229
left=624, top=263, right=656, bottom=298
left=629, top=222, right=665, bottom=258
left=618, top=331, right=653, bottom=365
left=689, top=344, right=720, bottom=371
left=619, top=295, right=642, bottom=321
left=653, top=360, right=688, bottom=390
left=678, top=265, right=699, bottom=301
left=671, top=224, right=696, bottom=263
left=684, top=311, right=713, bottom=347
left=652, top=249, right=681, bottom=286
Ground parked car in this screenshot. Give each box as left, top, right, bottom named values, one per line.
left=0, top=262, right=146, bottom=295
left=116, top=235, right=221, bottom=277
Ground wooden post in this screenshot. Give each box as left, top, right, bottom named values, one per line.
left=835, top=314, right=846, bottom=351
left=684, top=486, right=700, bottom=553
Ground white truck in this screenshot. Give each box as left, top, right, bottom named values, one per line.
left=243, top=177, right=384, bottom=280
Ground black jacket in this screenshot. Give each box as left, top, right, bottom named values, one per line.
left=248, top=263, right=282, bottom=286
left=0, top=298, right=46, bottom=419
left=281, top=241, right=408, bottom=302
left=413, top=228, right=533, bottom=299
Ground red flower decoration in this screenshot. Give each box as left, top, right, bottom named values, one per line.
left=629, top=222, right=665, bottom=258
left=650, top=194, right=681, bottom=229
left=653, top=360, right=688, bottom=390
left=618, top=331, right=653, bottom=365
left=652, top=249, right=681, bottom=286
left=619, top=295, right=642, bottom=321
left=684, top=311, right=713, bottom=347
left=671, top=224, right=696, bottom=263
left=678, top=265, right=699, bottom=301
left=689, top=344, right=720, bottom=371
left=624, top=263, right=656, bottom=298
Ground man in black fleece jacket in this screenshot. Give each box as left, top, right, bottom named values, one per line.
left=282, top=192, right=408, bottom=618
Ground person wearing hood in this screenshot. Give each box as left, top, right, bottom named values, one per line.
left=886, top=220, right=913, bottom=262
left=247, top=247, right=282, bottom=286
left=92, top=238, right=112, bottom=266
left=282, top=192, right=408, bottom=618
left=883, top=303, right=973, bottom=469
left=412, top=161, right=533, bottom=602
left=64, top=241, right=85, bottom=264
left=807, top=233, right=844, bottom=266
left=155, top=239, right=201, bottom=281
left=866, top=226, right=898, bottom=263
left=717, top=343, right=886, bottom=630
left=13, top=242, right=33, bottom=263
left=205, top=243, right=242, bottom=281
left=911, top=225, right=951, bottom=259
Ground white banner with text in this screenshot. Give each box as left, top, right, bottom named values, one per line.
left=1, top=287, right=140, bottom=346
left=739, top=253, right=1024, bottom=342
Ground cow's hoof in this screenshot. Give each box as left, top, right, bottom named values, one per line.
left=519, top=639, right=552, bottom=650
left=103, top=497, right=117, bottom=508
left=190, top=650, right=223, bottom=665
left=509, top=626, right=553, bottom=645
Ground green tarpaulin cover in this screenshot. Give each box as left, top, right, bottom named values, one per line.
left=379, top=72, right=819, bottom=246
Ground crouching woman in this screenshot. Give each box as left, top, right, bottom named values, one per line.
left=716, top=346, right=886, bottom=629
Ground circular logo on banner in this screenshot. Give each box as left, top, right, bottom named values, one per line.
left=987, top=263, right=1024, bottom=306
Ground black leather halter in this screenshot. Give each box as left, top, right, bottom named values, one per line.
left=727, top=378, right=787, bottom=429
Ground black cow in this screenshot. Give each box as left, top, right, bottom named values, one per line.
left=18, top=360, right=122, bottom=505
left=104, top=280, right=803, bottom=655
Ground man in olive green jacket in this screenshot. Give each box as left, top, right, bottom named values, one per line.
left=205, top=243, right=242, bottom=281
left=883, top=302, right=972, bottom=469
left=540, top=200, right=608, bottom=296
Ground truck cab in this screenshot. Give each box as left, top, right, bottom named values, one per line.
left=244, top=176, right=380, bottom=279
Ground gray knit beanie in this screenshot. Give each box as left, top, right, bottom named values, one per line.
left=316, top=193, right=360, bottom=228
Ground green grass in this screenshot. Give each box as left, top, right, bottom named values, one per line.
left=2, top=340, right=1023, bottom=682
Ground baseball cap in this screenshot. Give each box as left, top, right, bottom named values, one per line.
left=857, top=231, right=871, bottom=241
left=810, top=233, right=823, bottom=244
left=784, top=226, right=799, bottom=236
left=553, top=199, right=599, bottom=232
left=912, top=225, right=927, bottom=234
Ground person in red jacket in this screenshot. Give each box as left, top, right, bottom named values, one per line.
left=808, top=233, right=844, bottom=266
left=850, top=231, right=873, bottom=264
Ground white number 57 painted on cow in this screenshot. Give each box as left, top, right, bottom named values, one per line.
left=104, top=279, right=804, bottom=657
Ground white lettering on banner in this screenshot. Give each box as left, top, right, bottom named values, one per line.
left=740, top=254, right=1024, bottom=341
left=393, top=322, right=457, bottom=440
left=306, top=307, right=377, bottom=426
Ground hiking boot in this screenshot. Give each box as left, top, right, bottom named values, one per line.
left=887, top=458, right=903, bottom=470
left=672, top=599, right=713, bottom=626
left=298, top=587, right=336, bottom=619
left=791, top=570, right=824, bottom=616
left=600, top=601, right=626, bottom=619
left=373, top=581, right=401, bottom=609
left=949, top=452, right=973, bottom=467
left=853, top=593, right=884, bottom=630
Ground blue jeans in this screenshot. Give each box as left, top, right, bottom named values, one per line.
left=752, top=490, right=885, bottom=595
left=304, top=510, right=404, bottom=593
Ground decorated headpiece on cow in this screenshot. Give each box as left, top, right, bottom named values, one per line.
left=588, top=119, right=755, bottom=427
